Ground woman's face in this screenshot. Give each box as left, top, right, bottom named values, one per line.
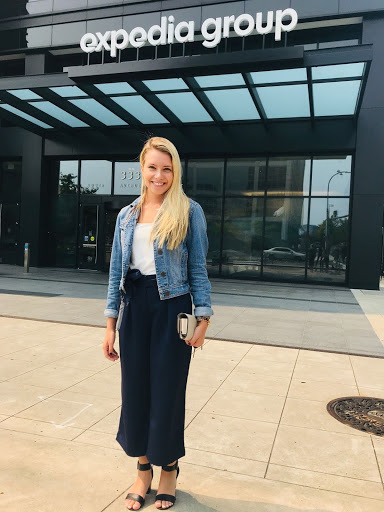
left=141, top=148, right=174, bottom=199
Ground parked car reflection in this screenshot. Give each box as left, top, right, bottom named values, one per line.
left=210, top=249, right=251, bottom=266
left=263, top=247, right=306, bottom=262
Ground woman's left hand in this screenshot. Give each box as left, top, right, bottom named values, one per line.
left=186, top=321, right=209, bottom=349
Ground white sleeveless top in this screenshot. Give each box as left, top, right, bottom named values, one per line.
left=129, top=223, right=156, bottom=275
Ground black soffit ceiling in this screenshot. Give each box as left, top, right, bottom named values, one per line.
left=0, top=57, right=371, bottom=135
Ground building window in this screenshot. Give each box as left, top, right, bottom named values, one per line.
left=267, top=158, right=311, bottom=196
left=307, top=198, right=350, bottom=283
left=114, top=162, right=142, bottom=195
left=263, top=197, right=309, bottom=281
left=311, top=156, right=352, bottom=196
left=222, top=197, right=264, bottom=278
left=80, top=160, right=112, bottom=195
left=49, top=160, right=79, bottom=267
left=47, top=154, right=352, bottom=284
left=226, top=159, right=266, bottom=197
left=186, top=160, right=224, bottom=196
left=0, top=161, right=21, bottom=265
left=186, top=154, right=352, bottom=283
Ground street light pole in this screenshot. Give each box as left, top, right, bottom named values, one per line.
left=325, top=171, right=341, bottom=253
left=325, top=169, right=351, bottom=256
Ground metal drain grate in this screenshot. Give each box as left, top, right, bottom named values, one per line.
left=327, top=397, right=384, bottom=436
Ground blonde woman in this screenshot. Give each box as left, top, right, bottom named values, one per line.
left=102, top=137, right=213, bottom=510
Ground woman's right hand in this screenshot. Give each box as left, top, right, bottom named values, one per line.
left=103, top=327, right=119, bottom=361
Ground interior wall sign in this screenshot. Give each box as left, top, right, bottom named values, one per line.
left=80, top=8, right=298, bottom=57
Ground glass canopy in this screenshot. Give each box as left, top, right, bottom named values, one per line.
left=0, top=62, right=368, bottom=131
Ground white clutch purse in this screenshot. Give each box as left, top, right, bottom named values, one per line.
left=177, top=313, right=204, bottom=358
left=177, top=313, right=197, bottom=341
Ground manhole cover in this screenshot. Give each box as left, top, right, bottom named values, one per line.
left=327, top=397, right=384, bottom=436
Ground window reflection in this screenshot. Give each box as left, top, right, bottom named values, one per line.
left=307, top=198, right=349, bottom=283
left=267, top=158, right=311, bottom=196
left=222, top=198, right=263, bottom=278
left=191, top=197, right=222, bottom=277
left=80, top=160, right=112, bottom=195
left=58, top=161, right=78, bottom=194
left=187, top=160, right=224, bottom=196
left=49, top=161, right=79, bottom=267
left=263, top=198, right=309, bottom=280
left=45, top=154, right=351, bottom=284
left=311, top=156, right=352, bottom=196
left=226, top=159, right=266, bottom=196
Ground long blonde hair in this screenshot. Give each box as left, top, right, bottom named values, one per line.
left=134, top=137, right=190, bottom=250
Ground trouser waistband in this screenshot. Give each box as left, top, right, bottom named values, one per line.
left=124, top=268, right=157, bottom=290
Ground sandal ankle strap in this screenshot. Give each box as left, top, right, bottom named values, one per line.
left=161, top=461, right=178, bottom=472
left=137, top=461, right=152, bottom=471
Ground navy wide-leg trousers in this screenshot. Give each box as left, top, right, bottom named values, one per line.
left=116, top=273, right=192, bottom=467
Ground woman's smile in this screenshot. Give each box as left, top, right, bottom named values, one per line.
left=142, top=148, right=174, bottom=197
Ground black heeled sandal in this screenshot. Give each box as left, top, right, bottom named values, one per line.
left=125, top=461, right=153, bottom=510
left=155, top=461, right=180, bottom=510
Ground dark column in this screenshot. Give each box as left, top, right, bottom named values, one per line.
left=19, top=132, right=43, bottom=267
left=348, top=17, right=384, bottom=289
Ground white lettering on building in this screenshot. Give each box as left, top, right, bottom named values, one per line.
left=80, top=9, right=298, bottom=54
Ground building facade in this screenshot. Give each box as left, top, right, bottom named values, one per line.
left=0, top=0, right=383, bottom=288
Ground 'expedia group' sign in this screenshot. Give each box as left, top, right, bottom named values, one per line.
left=80, top=9, right=298, bottom=57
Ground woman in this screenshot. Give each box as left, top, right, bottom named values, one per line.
left=102, top=137, right=213, bottom=511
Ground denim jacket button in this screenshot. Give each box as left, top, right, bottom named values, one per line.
left=164, top=290, right=170, bottom=296
left=161, top=271, right=166, bottom=277
left=158, top=249, right=163, bottom=255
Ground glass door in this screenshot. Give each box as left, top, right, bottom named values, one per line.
left=104, top=209, right=119, bottom=271
left=79, top=204, right=99, bottom=269
left=0, top=203, right=20, bottom=264
left=0, top=161, right=21, bottom=265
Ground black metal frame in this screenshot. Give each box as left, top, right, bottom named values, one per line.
left=46, top=145, right=354, bottom=286
left=183, top=153, right=353, bottom=285
left=0, top=45, right=373, bottom=137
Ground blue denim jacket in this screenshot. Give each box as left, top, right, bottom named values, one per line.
left=104, top=196, right=213, bottom=319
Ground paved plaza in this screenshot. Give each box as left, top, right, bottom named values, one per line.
left=1, top=266, right=384, bottom=511
left=0, top=264, right=383, bottom=357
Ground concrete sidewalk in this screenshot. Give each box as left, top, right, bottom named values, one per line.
left=1, top=315, right=384, bottom=511
left=1, top=266, right=384, bottom=510
left=0, top=264, right=383, bottom=357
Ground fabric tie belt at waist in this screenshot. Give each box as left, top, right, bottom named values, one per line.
left=116, top=269, right=156, bottom=331
left=123, top=268, right=157, bottom=299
